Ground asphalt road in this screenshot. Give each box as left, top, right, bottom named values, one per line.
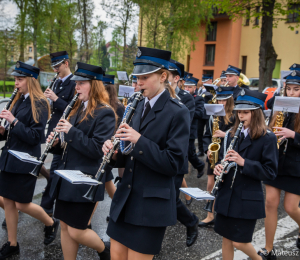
left=0, top=150, right=298, bottom=259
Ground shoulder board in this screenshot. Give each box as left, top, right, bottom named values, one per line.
left=183, top=90, right=189, bottom=94
left=266, top=130, right=272, bottom=134
left=170, top=97, right=184, bottom=107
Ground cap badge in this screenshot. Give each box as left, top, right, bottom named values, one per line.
left=241, top=89, right=246, bottom=96
left=75, top=64, right=78, bottom=71
left=293, top=64, right=296, bottom=68
left=16, top=62, right=20, bottom=68
left=291, top=71, right=297, bottom=76
left=218, top=87, right=222, bottom=92
left=136, top=48, right=142, bottom=58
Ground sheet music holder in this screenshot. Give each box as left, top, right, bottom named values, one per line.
left=180, top=188, right=215, bottom=201
left=273, top=96, right=300, bottom=113
left=54, top=170, right=100, bottom=186
left=204, top=104, right=226, bottom=116
left=8, top=150, right=41, bottom=165
left=119, top=85, right=135, bottom=97
left=117, top=71, right=129, bottom=81
left=263, top=109, right=272, bottom=118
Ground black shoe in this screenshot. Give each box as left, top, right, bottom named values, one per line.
left=297, top=233, right=300, bottom=249
left=0, top=241, right=20, bottom=259
left=106, top=216, right=110, bottom=222
left=198, top=219, right=215, bottom=227
left=197, top=166, right=205, bottom=178
left=186, top=198, right=193, bottom=206
left=43, top=207, right=53, bottom=217
left=98, top=241, right=110, bottom=260
left=1, top=219, right=6, bottom=228
left=87, top=224, right=92, bottom=230
left=197, top=151, right=204, bottom=157
left=44, top=218, right=59, bottom=245
left=186, top=222, right=198, bottom=247
left=257, top=248, right=277, bottom=260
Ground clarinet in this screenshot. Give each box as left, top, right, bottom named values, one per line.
left=204, top=121, right=244, bottom=212
left=46, top=73, right=58, bottom=123
left=0, top=88, right=18, bottom=125
left=29, top=93, right=79, bottom=177
left=83, top=90, right=144, bottom=202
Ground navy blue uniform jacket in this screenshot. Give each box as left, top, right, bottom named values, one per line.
left=50, top=104, right=115, bottom=203
left=46, top=74, right=76, bottom=137
left=0, top=97, right=48, bottom=174
left=190, top=93, right=204, bottom=139
left=214, top=130, right=278, bottom=219
left=110, top=90, right=190, bottom=227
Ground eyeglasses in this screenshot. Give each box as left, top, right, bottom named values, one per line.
left=52, top=63, right=64, bottom=70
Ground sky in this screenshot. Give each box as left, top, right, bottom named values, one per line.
left=0, top=0, right=138, bottom=43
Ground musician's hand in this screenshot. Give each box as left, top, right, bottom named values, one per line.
left=273, top=127, right=295, bottom=140
left=115, top=123, right=141, bottom=144
left=0, top=110, right=15, bottom=124
left=44, top=89, right=58, bottom=102
left=56, top=119, right=72, bottom=134
left=225, top=150, right=245, bottom=166
left=213, top=130, right=226, bottom=138
left=46, top=132, right=59, bottom=146
left=0, top=126, right=5, bottom=135
left=214, top=164, right=223, bottom=176
left=102, top=140, right=118, bottom=160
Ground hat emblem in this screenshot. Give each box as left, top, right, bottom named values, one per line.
left=241, top=89, right=246, bottom=96
left=291, top=71, right=297, bottom=76
left=293, top=64, right=296, bottom=68
left=16, top=62, right=20, bottom=68
left=75, top=64, right=78, bottom=71
left=218, top=87, right=222, bottom=92
left=136, top=48, right=142, bottom=58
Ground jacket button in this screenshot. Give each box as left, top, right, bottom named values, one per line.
left=63, top=162, right=65, bottom=165
left=128, top=185, right=131, bottom=189
left=69, top=140, right=72, bottom=142
left=129, top=168, right=132, bottom=172
left=53, top=112, right=55, bottom=114
left=7, top=146, right=9, bottom=149
left=139, top=151, right=143, bottom=155
left=62, top=96, right=64, bottom=98
left=131, top=156, right=133, bottom=160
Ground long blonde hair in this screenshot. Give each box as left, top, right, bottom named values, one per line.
left=10, top=77, right=50, bottom=123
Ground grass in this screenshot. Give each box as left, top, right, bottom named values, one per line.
left=0, top=93, right=12, bottom=98
left=0, top=81, right=14, bottom=86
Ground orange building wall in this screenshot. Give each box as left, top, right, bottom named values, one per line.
left=189, top=18, right=243, bottom=81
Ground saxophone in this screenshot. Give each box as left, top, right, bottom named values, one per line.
left=208, top=116, right=221, bottom=169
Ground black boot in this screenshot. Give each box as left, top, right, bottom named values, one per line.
left=257, top=248, right=277, bottom=260
left=44, top=218, right=60, bottom=245
left=197, top=166, right=204, bottom=179
left=0, top=241, right=20, bottom=259
left=98, top=241, right=110, bottom=260
left=186, top=222, right=198, bottom=247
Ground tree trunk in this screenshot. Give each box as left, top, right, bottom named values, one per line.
left=18, top=0, right=29, bottom=62
left=258, top=0, right=277, bottom=92
left=33, top=0, right=38, bottom=67
left=166, top=2, right=175, bottom=51
left=83, top=0, right=89, bottom=63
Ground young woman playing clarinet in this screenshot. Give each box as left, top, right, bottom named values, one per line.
left=213, top=89, right=278, bottom=260
left=200, top=86, right=235, bottom=227
left=0, top=61, right=58, bottom=259
left=103, top=47, right=190, bottom=260
left=258, top=70, right=300, bottom=259
left=47, top=62, right=116, bottom=260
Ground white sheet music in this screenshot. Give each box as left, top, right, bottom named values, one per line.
left=8, top=150, right=41, bottom=165
left=180, top=188, right=215, bottom=201
left=204, top=104, right=226, bottom=116
left=273, top=96, right=300, bottom=113
left=117, top=71, right=129, bottom=81
left=54, top=170, right=100, bottom=186
left=119, top=85, right=135, bottom=97
left=264, top=109, right=272, bottom=117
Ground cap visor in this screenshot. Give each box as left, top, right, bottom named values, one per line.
left=51, top=60, right=64, bottom=67
left=11, top=71, right=26, bottom=77
left=70, top=75, right=90, bottom=81
left=216, top=94, right=233, bottom=100
left=184, top=81, right=196, bottom=86
left=225, top=72, right=238, bottom=75
left=132, top=65, right=161, bottom=76
left=286, top=80, right=300, bottom=85
left=233, top=103, right=260, bottom=110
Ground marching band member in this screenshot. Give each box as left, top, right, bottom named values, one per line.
left=259, top=70, right=300, bottom=259
left=41, top=51, right=76, bottom=216
left=200, top=86, right=235, bottom=227
left=103, top=47, right=190, bottom=259
left=127, top=75, right=141, bottom=104
left=184, top=77, right=206, bottom=178
left=224, top=65, right=249, bottom=100
left=0, top=61, right=58, bottom=259
left=168, top=59, right=199, bottom=247
left=213, top=89, right=278, bottom=260
left=220, top=71, right=227, bottom=85
left=48, top=62, right=115, bottom=260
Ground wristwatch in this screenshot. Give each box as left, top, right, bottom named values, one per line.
left=12, top=118, right=18, bottom=125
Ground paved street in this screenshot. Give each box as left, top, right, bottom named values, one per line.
left=0, top=152, right=299, bottom=259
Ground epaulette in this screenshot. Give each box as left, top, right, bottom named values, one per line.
left=171, top=97, right=184, bottom=107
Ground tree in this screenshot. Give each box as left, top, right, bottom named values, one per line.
left=109, top=27, right=123, bottom=74
left=208, top=0, right=300, bottom=91
left=123, top=33, right=137, bottom=74
left=101, top=0, right=138, bottom=70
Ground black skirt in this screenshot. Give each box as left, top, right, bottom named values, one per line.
left=107, top=211, right=166, bottom=255
left=264, top=175, right=300, bottom=195
left=214, top=213, right=257, bottom=243
left=0, top=171, right=37, bottom=203
left=206, top=162, right=214, bottom=175
left=54, top=199, right=96, bottom=230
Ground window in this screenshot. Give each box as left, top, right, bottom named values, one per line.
left=11, top=46, right=14, bottom=51
left=203, top=70, right=214, bottom=79
left=28, top=57, right=32, bottom=60
left=254, top=6, right=260, bottom=25
left=242, top=56, right=247, bottom=74
left=245, top=7, right=250, bottom=26
left=205, top=45, right=215, bottom=66
left=287, top=4, right=300, bottom=23
left=206, top=22, right=217, bottom=41
left=29, top=47, right=32, bottom=52
left=11, top=56, right=14, bottom=62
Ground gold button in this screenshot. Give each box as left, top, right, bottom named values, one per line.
left=139, top=151, right=143, bottom=155
left=129, top=168, right=132, bottom=172
left=131, top=156, right=133, bottom=160
left=128, top=185, right=131, bottom=189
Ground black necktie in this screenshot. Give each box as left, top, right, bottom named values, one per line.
left=54, top=79, right=62, bottom=93
left=75, top=103, right=84, bottom=124
left=11, top=96, right=25, bottom=116
left=240, top=132, right=245, bottom=145
left=141, top=101, right=151, bottom=124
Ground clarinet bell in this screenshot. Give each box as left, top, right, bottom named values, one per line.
left=203, top=200, right=214, bottom=213
left=83, top=186, right=98, bottom=202
left=29, top=163, right=42, bottom=177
